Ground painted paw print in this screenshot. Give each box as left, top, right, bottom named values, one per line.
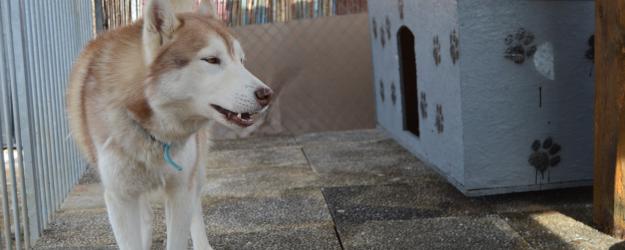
left=504, top=28, right=537, bottom=64
left=433, top=35, right=441, bottom=66
left=420, top=92, right=428, bottom=119
left=450, top=29, right=460, bottom=64
left=435, top=104, right=444, bottom=133
left=380, top=25, right=386, bottom=48
left=385, top=16, right=392, bottom=41
left=379, top=80, right=385, bottom=102
left=528, top=137, right=561, bottom=177
left=585, top=34, right=594, bottom=62
left=372, top=18, right=378, bottom=40
left=390, top=82, right=397, bottom=106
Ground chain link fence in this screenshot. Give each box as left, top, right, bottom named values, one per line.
left=95, top=0, right=374, bottom=138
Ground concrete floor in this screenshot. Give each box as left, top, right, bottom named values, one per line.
left=33, top=129, right=625, bottom=249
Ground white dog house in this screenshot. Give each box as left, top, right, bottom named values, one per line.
left=369, top=0, right=595, bottom=196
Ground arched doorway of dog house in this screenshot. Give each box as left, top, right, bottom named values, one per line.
left=397, top=26, right=419, bottom=137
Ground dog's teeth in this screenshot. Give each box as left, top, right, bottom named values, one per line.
left=237, top=113, right=242, bottom=119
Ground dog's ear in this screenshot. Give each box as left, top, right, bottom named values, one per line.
left=197, top=0, right=217, bottom=18
left=143, top=0, right=180, bottom=65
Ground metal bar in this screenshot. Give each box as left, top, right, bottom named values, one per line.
left=50, top=0, right=66, bottom=200
left=42, top=0, right=61, bottom=210
left=60, top=0, right=71, bottom=189
left=0, top=2, right=13, bottom=248
left=33, top=0, right=53, bottom=228
left=9, top=0, right=38, bottom=246
left=26, top=0, right=47, bottom=233
left=1, top=0, right=23, bottom=247
left=49, top=1, right=65, bottom=204
left=60, top=0, right=72, bottom=195
left=0, top=119, right=11, bottom=250
left=23, top=0, right=45, bottom=238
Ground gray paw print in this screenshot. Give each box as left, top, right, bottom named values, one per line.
left=504, top=28, right=537, bottom=64
left=528, top=137, right=561, bottom=178
left=390, top=82, right=397, bottom=106
left=450, top=30, right=460, bottom=64
left=379, top=80, right=384, bottom=102
left=420, top=92, right=427, bottom=119
left=433, top=35, right=441, bottom=66
left=385, top=16, right=391, bottom=41
left=435, top=105, right=443, bottom=133
left=372, top=18, right=378, bottom=39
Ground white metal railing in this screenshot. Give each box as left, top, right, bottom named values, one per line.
left=0, top=0, right=93, bottom=248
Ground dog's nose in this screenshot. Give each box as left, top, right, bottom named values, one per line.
left=255, top=87, right=273, bottom=107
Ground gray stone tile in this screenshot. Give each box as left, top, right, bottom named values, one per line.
left=33, top=208, right=116, bottom=249
left=204, top=166, right=321, bottom=197
left=295, top=129, right=387, bottom=145
left=339, top=215, right=531, bottom=250
left=35, top=247, right=118, bottom=250
left=78, top=166, right=100, bottom=184
left=206, top=146, right=309, bottom=171
left=211, top=135, right=298, bottom=151
left=208, top=224, right=341, bottom=250
left=303, top=138, right=439, bottom=178
left=61, top=183, right=105, bottom=210
left=204, top=165, right=431, bottom=198
left=202, top=188, right=333, bottom=234
left=502, top=209, right=622, bottom=250
left=36, top=189, right=336, bottom=249
left=323, top=183, right=487, bottom=225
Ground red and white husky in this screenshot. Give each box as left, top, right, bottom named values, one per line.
left=66, top=0, right=272, bottom=249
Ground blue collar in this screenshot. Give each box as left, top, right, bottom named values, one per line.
left=162, top=143, right=183, bottom=172
left=132, top=119, right=184, bottom=172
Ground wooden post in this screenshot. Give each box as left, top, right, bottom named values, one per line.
left=593, top=0, right=625, bottom=238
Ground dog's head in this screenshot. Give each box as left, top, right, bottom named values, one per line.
left=141, top=0, right=272, bottom=133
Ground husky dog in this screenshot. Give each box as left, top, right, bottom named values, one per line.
left=66, top=0, right=272, bottom=249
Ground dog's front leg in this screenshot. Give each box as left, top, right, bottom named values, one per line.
left=190, top=172, right=211, bottom=250
left=139, top=196, right=153, bottom=250
left=104, top=191, right=144, bottom=250
left=165, top=186, right=194, bottom=250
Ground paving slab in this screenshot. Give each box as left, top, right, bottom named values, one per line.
left=61, top=183, right=105, bottom=210
left=323, top=183, right=488, bottom=225
left=210, top=135, right=298, bottom=151
left=303, top=138, right=439, bottom=178
left=295, top=129, right=387, bottom=145
left=78, top=166, right=101, bottom=184
left=208, top=224, right=341, bottom=250
left=36, top=188, right=336, bottom=249
left=503, top=210, right=622, bottom=250
left=202, top=188, right=333, bottom=234
left=339, top=215, right=531, bottom=250
left=35, top=246, right=118, bottom=250
left=204, top=166, right=321, bottom=197
left=34, top=208, right=115, bottom=249
left=206, top=146, right=309, bottom=170
left=204, top=164, right=433, bottom=198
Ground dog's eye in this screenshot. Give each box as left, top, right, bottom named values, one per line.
left=202, top=57, right=221, bottom=65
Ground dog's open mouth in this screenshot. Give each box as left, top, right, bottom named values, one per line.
left=211, top=104, right=258, bottom=127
